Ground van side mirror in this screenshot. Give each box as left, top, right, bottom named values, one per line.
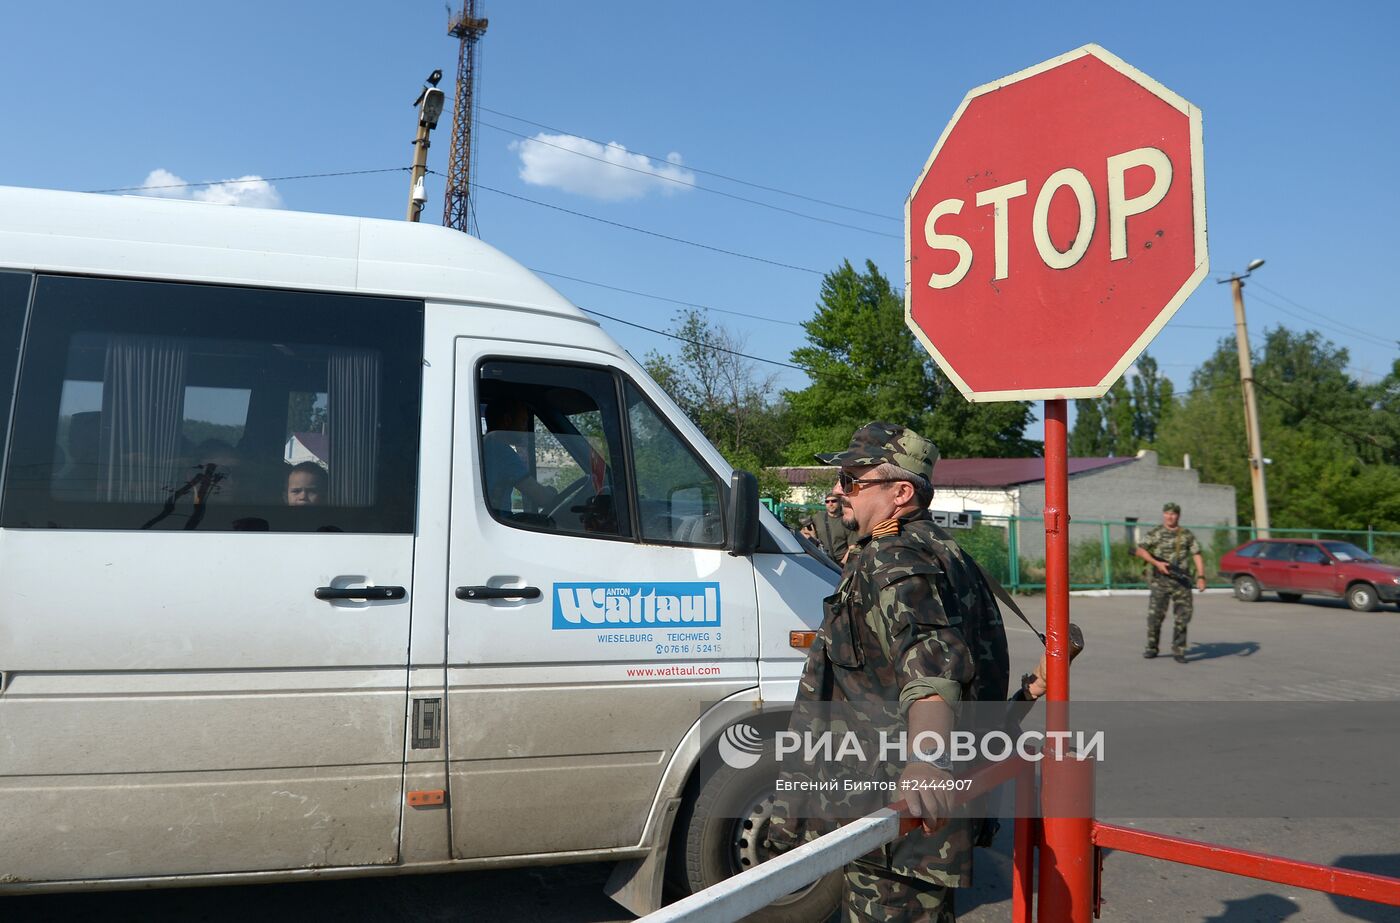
left=727, top=470, right=760, bottom=556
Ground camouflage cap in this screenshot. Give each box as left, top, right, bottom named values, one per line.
left=815, top=422, right=940, bottom=482
left=1163, top=502, right=1181, bottom=513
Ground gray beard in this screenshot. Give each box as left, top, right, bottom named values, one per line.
left=841, top=514, right=858, bottom=531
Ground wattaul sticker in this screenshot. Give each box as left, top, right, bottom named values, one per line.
left=553, top=583, right=721, bottom=630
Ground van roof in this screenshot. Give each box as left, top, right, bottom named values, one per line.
left=0, top=185, right=592, bottom=322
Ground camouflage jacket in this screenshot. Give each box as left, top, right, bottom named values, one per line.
left=769, top=509, right=1010, bottom=888
left=1139, top=525, right=1201, bottom=572
left=812, top=510, right=857, bottom=561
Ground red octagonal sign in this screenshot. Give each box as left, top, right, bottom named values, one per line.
left=905, top=44, right=1207, bottom=401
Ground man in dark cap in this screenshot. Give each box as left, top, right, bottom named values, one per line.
left=1133, top=501, right=1207, bottom=663
left=773, top=422, right=1010, bottom=922
left=812, top=490, right=858, bottom=564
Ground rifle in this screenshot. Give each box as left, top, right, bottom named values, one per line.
left=1143, top=552, right=1197, bottom=590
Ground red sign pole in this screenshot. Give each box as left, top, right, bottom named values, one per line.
left=1037, top=399, right=1093, bottom=922
left=902, top=44, right=1208, bottom=923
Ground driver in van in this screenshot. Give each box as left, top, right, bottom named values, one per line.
left=482, top=398, right=557, bottom=515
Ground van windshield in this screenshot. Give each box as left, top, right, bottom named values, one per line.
left=1322, top=541, right=1377, bottom=563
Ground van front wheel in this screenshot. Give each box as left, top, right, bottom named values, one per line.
left=672, top=757, right=842, bottom=923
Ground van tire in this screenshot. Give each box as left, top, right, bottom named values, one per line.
left=670, top=755, right=842, bottom=922
left=1346, top=583, right=1379, bottom=612
left=1233, top=575, right=1261, bottom=602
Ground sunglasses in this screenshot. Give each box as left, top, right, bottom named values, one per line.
left=836, top=471, right=902, bottom=494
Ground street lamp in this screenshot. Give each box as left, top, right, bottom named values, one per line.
left=407, top=74, right=446, bottom=222
left=1217, top=259, right=1270, bottom=536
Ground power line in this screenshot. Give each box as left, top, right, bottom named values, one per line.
left=480, top=105, right=901, bottom=223
left=447, top=173, right=825, bottom=275
left=482, top=120, right=899, bottom=240
left=1246, top=291, right=1399, bottom=353
left=1171, top=378, right=1239, bottom=398
left=581, top=306, right=895, bottom=393
left=533, top=269, right=804, bottom=327
left=84, top=167, right=411, bottom=195
left=1254, top=380, right=1389, bottom=450
left=1249, top=281, right=1385, bottom=341
left=581, top=307, right=808, bottom=373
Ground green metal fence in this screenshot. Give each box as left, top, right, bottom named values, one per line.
left=771, top=502, right=1400, bottom=593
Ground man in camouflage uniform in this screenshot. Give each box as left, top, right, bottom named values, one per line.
left=1133, top=502, right=1207, bottom=663
left=813, top=491, right=858, bottom=563
left=768, top=422, right=1009, bottom=922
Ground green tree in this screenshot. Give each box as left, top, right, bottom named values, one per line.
left=1068, top=351, right=1173, bottom=457
left=1371, top=358, right=1400, bottom=467
left=1158, top=328, right=1400, bottom=530
left=1103, top=378, right=1137, bottom=455
left=286, top=392, right=327, bottom=435
left=1130, top=353, right=1175, bottom=445
left=642, top=309, right=792, bottom=501
left=783, top=259, right=1037, bottom=462
left=1069, top=398, right=1107, bottom=456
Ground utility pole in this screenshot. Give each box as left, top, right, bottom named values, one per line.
left=407, top=71, right=446, bottom=222
left=444, top=0, right=489, bottom=233
left=1220, top=259, right=1271, bottom=537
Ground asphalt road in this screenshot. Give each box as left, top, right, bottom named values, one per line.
left=8, top=592, right=1400, bottom=922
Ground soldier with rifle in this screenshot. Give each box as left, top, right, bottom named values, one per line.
left=1134, top=501, right=1207, bottom=663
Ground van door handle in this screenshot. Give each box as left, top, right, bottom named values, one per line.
left=315, top=586, right=407, bottom=600
left=456, top=586, right=541, bottom=601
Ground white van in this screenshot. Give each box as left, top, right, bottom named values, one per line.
left=0, top=186, right=840, bottom=918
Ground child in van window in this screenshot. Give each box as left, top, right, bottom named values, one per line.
left=286, top=462, right=326, bottom=506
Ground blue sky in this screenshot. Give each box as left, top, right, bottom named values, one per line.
left=2, top=1, right=1396, bottom=446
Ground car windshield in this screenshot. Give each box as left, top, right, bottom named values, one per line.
left=1322, top=541, right=1377, bottom=563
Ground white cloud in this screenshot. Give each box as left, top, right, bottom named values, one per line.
left=136, top=168, right=283, bottom=208
left=514, top=133, right=695, bottom=201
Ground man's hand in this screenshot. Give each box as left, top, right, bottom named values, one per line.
left=898, top=761, right=956, bottom=835
left=1196, top=575, right=1207, bottom=593
left=1153, top=559, right=1171, bottom=576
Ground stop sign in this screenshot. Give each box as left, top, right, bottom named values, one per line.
left=905, top=44, right=1207, bottom=401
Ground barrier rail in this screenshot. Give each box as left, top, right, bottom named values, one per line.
left=641, top=757, right=1035, bottom=923
left=1092, top=822, right=1400, bottom=913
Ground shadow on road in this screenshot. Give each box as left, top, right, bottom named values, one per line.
left=956, top=818, right=1017, bottom=918
left=1200, top=893, right=1300, bottom=921
left=1186, top=641, right=1261, bottom=662
left=1328, top=853, right=1400, bottom=922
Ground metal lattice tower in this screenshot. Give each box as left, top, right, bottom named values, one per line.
left=443, top=0, right=488, bottom=233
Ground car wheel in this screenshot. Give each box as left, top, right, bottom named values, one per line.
left=1277, top=592, right=1302, bottom=603
left=1346, top=583, right=1380, bottom=612
left=670, top=751, right=842, bottom=923
left=1233, top=575, right=1261, bottom=602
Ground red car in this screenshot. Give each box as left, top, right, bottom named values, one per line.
left=1219, top=538, right=1400, bottom=611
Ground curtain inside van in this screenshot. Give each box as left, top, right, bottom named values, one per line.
left=99, top=335, right=188, bottom=503
left=325, top=348, right=380, bottom=507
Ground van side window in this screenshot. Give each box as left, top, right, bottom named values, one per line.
left=478, top=360, right=632, bottom=540
left=624, top=381, right=723, bottom=547
left=0, top=272, right=30, bottom=469
left=2, top=276, right=422, bottom=533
